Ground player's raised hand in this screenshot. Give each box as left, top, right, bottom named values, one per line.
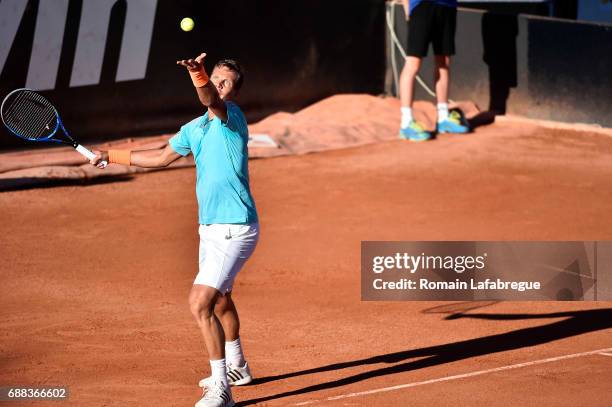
left=176, top=52, right=207, bottom=72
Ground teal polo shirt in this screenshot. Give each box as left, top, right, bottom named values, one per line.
left=169, top=102, right=258, bottom=225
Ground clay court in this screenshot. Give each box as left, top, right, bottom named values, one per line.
left=1, top=110, right=611, bottom=406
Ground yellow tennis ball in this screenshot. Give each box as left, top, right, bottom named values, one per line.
left=180, top=17, right=194, bottom=32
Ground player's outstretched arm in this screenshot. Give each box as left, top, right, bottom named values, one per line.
left=90, top=143, right=182, bottom=169
left=176, top=52, right=228, bottom=122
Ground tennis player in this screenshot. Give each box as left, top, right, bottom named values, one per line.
left=91, top=52, right=257, bottom=407
left=399, top=0, right=469, bottom=141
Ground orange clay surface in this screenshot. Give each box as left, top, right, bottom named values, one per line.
left=1, top=119, right=612, bottom=406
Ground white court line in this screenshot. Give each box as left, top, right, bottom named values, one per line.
left=599, top=352, right=612, bottom=357
left=294, top=347, right=612, bottom=406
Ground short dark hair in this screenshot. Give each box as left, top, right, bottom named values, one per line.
left=215, top=59, right=244, bottom=91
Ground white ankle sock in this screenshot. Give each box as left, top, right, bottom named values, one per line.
left=400, top=107, right=413, bottom=128
left=437, top=103, right=449, bottom=122
left=210, top=358, right=228, bottom=386
left=225, top=338, right=245, bottom=367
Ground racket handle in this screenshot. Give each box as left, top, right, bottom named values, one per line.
left=75, top=144, right=108, bottom=168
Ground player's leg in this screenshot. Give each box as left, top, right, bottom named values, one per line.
left=400, top=1, right=433, bottom=141
left=189, top=285, right=225, bottom=361
left=432, top=3, right=469, bottom=134
left=193, top=224, right=240, bottom=407
left=215, top=293, right=240, bottom=342
left=190, top=284, right=234, bottom=407
left=197, top=223, right=259, bottom=392
left=215, top=293, right=252, bottom=385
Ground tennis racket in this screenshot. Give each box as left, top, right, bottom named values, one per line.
left=1, top=88, right=107, bottom=167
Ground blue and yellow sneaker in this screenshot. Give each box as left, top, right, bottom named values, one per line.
left=399, top=120, right=431, bottom=142
left=437, top=110, right=470, bottom=134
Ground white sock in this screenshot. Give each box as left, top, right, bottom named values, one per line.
left=225, top=338, right=245, bottom=367
left=437, top=103, right=449, bottom=122
left=210, top=358, right=228, bottom=387
left=400, top=107, right=413, bottom=128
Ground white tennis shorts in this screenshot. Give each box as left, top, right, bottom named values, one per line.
left=194, top=223, right=259, bottom=293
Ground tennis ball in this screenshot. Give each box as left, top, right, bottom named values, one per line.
left=180, top=17, right=194, bottom=32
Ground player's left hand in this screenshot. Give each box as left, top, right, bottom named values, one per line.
left=176, top=52, right=207, bottom=72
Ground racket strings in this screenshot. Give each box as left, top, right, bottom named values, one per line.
left=3, top=92, right=52, bottom=139
left=27, top=93, right=57, bottom=138
left=1, top=90, right=58, bottom=140
left=17, top=92, right=57, bottom=139
left=10, top=92, right=46, bottom=137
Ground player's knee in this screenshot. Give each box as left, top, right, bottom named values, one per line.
left=189, top=292, right=215, bottom=321
left=214, top=292, right=233, bottom=314
left=214, top=296, right=228, bottom=314
left=190, top=300, right=214, bottom=321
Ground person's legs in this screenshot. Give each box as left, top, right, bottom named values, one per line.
left=400, top=56, right=421, bottom=109
left=196, top=223, right=259, bottom=392
left=190, top=284, right=234, bottom=407
left=432, top=3, right=468, bottom=134
left=399, top=55, right=430, bottom=141
left=400, top=1, right=432, bottom=141
left=189, top=284, right=226, bottom=371
left=216, top=293, right=247, bottom=368
left=434, top=55, right=450, bottom=105
left=214, top=293, right=252, bottom=385
left=215, top=293, right=240, bottom=342
left=434, top=52, right=468, bottom=133
left=399, top=56, right=430, bottom=141
left=434, top=54, right=450, bottom=122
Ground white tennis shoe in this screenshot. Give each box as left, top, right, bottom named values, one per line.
left=199, top=362, right=253, bottom=388
left=195, top=380, right=234, bottom=407
left=227, top=362, right=253, bottom=386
